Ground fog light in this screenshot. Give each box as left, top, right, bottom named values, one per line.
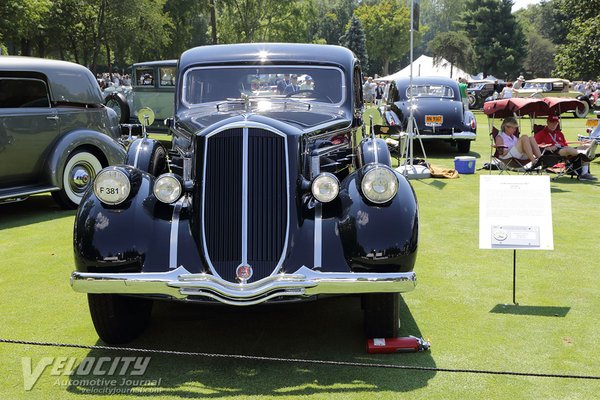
left=361, top=166, right=398, bottom=204
left=311, top=173, right=339, bottom=203
left=154, top=173, right=182, bottom=204
left=93, top=167, right=131, bottom=205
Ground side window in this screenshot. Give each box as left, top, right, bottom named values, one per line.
left=159, top=67, right=176, bottom=87
left=135, top=68, right=154, bottom=86
left=0, top=78, right=50, bottom=108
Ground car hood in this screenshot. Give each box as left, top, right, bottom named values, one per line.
left=177, top=104, right=352, bottom=134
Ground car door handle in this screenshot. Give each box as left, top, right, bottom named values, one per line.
left=46, top=116, right=59, bottom=120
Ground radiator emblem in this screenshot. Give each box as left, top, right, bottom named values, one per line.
left=236, top=264, right=253, bottom=283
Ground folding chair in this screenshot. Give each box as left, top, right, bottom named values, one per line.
left=488, top=126, right=539, bottom=174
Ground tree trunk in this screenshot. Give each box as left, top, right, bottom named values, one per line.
left=91, top=0, right=107, bottom=75
left=105, top=41, right=111, bottom=73
left=209, top=0, right=218, bottom=44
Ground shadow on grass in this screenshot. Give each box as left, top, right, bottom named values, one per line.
left=0, top=194, right=74, bottom=230
left=489, top=303, right=570, bottom=317
left=66, top=296, right=435, bottom=397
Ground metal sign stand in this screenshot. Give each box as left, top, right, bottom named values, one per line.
left=395, top=0, right=430, bottom=179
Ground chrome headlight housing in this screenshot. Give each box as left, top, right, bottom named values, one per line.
left=93, top=167, right=131, bottom=205
left=311, top=172, right=340, bottom=203
left=153, top=173, right=183, bottom=204
left=360, top=166, right=398, bottom=204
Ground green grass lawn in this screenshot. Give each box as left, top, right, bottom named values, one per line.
left=1, top=110, right=599, bottom=399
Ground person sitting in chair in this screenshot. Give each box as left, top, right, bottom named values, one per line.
left=495, top=116, right=542, bottom=168
left=534, top=115, right=597, bottom=181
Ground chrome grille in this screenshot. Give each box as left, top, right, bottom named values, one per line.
left=202, top=126, right=288, bottom=283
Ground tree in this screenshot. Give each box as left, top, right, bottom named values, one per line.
left=460, top=0, right=525, bottom=79
left=522, top=31, right=555, bottom=77
left=0, top=0, right=52, bottom=55
left=308, top=0, right=357, bottom=44
left=552, top=0, right=600, bottom=80
left=339, top=16, right=369, bottom=71
left=417, top=0, right=467, bottom=56
left=354, top=0, right=415, bottom=76
left=427, top=31, right=474, bottom=78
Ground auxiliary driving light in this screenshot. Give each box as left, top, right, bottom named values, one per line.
left=93, top=167, right=131, bottom=205
left=311, top=172, right=340, bottom=203
left=153, top=173, right=183, bottom=204
left=361, top=166, right=398, bottom=204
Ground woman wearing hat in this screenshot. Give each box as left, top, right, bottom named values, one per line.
left=495, top=116, right=542, bottom=167
left=534, top=115, right=597, bottom=180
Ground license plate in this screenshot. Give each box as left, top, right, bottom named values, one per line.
left=425, top=115, right=443, bottom=126
left=586, top=119, right=599, bottom=127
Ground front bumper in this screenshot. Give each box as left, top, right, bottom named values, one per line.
left=71, top=266, right=417, bottom=306
left=392, top=131, right=476, bottom=141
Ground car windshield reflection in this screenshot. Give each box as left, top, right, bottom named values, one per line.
left=182, top=66, right=344, bottom=107
left=405, top=84, right=455, bottom=99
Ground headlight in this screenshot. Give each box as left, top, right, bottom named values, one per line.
left=93, top=167, right=131, bottom=205
left=361, top=166, right=398, bottom=204
left=311, top=173, right=339, bottom=203
left=154, top=173, right=182, bottom=204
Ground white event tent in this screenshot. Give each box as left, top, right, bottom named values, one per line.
left=377, top=55, right=471, bottom=81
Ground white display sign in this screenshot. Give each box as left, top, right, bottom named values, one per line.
left=479, top=175, right=553, bottom=250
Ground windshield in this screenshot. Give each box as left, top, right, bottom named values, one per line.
left=182, top=66, right=344, bottom=106
left=406, top=84, right=455, bottom=99
left=523, top=82, right=552, bottom=91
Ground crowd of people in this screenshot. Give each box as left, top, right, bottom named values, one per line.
left=96, top=72, right=131, bottom=90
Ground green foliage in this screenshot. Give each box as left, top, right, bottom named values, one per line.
left=522, top=31, right=555, bottom=78
left=308, top=0, right=357, bottom=44
left=354, top=0, right=415, bottom=76
left=553, top=0, right=600, bottom=80
left=460, top=0, right=525, bottom=79
left=416, top=0, right=467, bottom=55
left=340, top=16, right=369, bottom=71
left=427, top=31, right=474, bottom=77
left=0, top=0, right=52, bottom=55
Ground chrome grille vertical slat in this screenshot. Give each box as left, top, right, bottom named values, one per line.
left=202, top=124, right=289, bottom=283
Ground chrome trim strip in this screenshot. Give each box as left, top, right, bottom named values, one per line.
left=314, top=204, right=322, bottom=269
left=240, top=127, right=249, bottom=265
left=132, top=138, right=145, bottom=168
left=70, top=266, right=417, bottom=305
left=408, top=132, right=477, bottom=140
left=169, top=197, right=185, bottom=269
left=201, top=122, right=291, bottom=279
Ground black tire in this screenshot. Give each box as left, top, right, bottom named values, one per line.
left=362, top=293, right=400, bottom=338
left=574, top=99, right=590, bottom=118
left=88, top=294, right=153, bottom=344
left=457, top=140, right=471, bottom=153
left=467, top=94, right=477, bottom=108
left=52, top=149, right=103, bottom=209
left=126, top=138, right=168, bottom=176
left=105, top=93, right=130, bottom=124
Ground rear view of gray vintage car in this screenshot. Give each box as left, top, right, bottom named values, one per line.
left=70, top=43, right=419, bottom=344
left=0, top=57, right=126, bottom=208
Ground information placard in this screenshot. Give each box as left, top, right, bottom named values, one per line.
left=479, top=175, right=553, bottom=250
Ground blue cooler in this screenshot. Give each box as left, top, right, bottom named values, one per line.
left=454, top=156, right=476, bottom=174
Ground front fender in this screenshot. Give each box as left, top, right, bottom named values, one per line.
left=338, top=168, right=418, bottom=273
left=45, top=129, right=126, bottom=187
left=73, top=168, right=202, bottom=274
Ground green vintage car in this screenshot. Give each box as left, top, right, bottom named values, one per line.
left=104, top=60, right=176, bottom=131
left=513, top=78, right=591, bottom=118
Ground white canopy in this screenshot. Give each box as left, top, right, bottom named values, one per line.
left=377, top=55, right=471, bottom=81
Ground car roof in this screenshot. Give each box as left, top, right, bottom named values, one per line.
left=525, top=78, right=570, bottom=84
left=179, top=43, right=356, bottom=71
left=132, top=60, right=177, bottom=68
left=394, top=76, right=459, bottom=87
left=0, top=56, right=103, bottom=104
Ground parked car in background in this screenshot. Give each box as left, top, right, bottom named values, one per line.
left=379, top=76, right=477, bottom=153
left=0, top=56, right=126, bottom=208
left=70, top=43, right=420, bottom=344
left=514, top=78, right=591, bottom=118
left=467, top=79, right=500, bottom=109
left=104, top=59, right=177, bottom=131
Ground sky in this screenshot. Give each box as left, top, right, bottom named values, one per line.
left=512, top=0, right=542, bottom=12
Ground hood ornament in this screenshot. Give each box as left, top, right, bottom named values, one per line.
left=236, top=264, right=253, bottom=284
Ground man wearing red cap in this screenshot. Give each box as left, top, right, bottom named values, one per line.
left=534, top=115, right=597, bottom=180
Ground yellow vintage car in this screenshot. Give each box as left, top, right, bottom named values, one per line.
left=514, top=78, right=591, bottom=118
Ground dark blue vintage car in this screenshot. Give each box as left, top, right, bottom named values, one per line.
left=379, top=76, right=477, bottom=153
left=70, top=43, right=419, bottom=344
left=0, top=57, right=126, bottom=208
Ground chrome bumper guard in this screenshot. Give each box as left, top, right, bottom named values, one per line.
left=70, top=266, right=417, bottom=306
left=392, top=131, right=476, bottom=141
